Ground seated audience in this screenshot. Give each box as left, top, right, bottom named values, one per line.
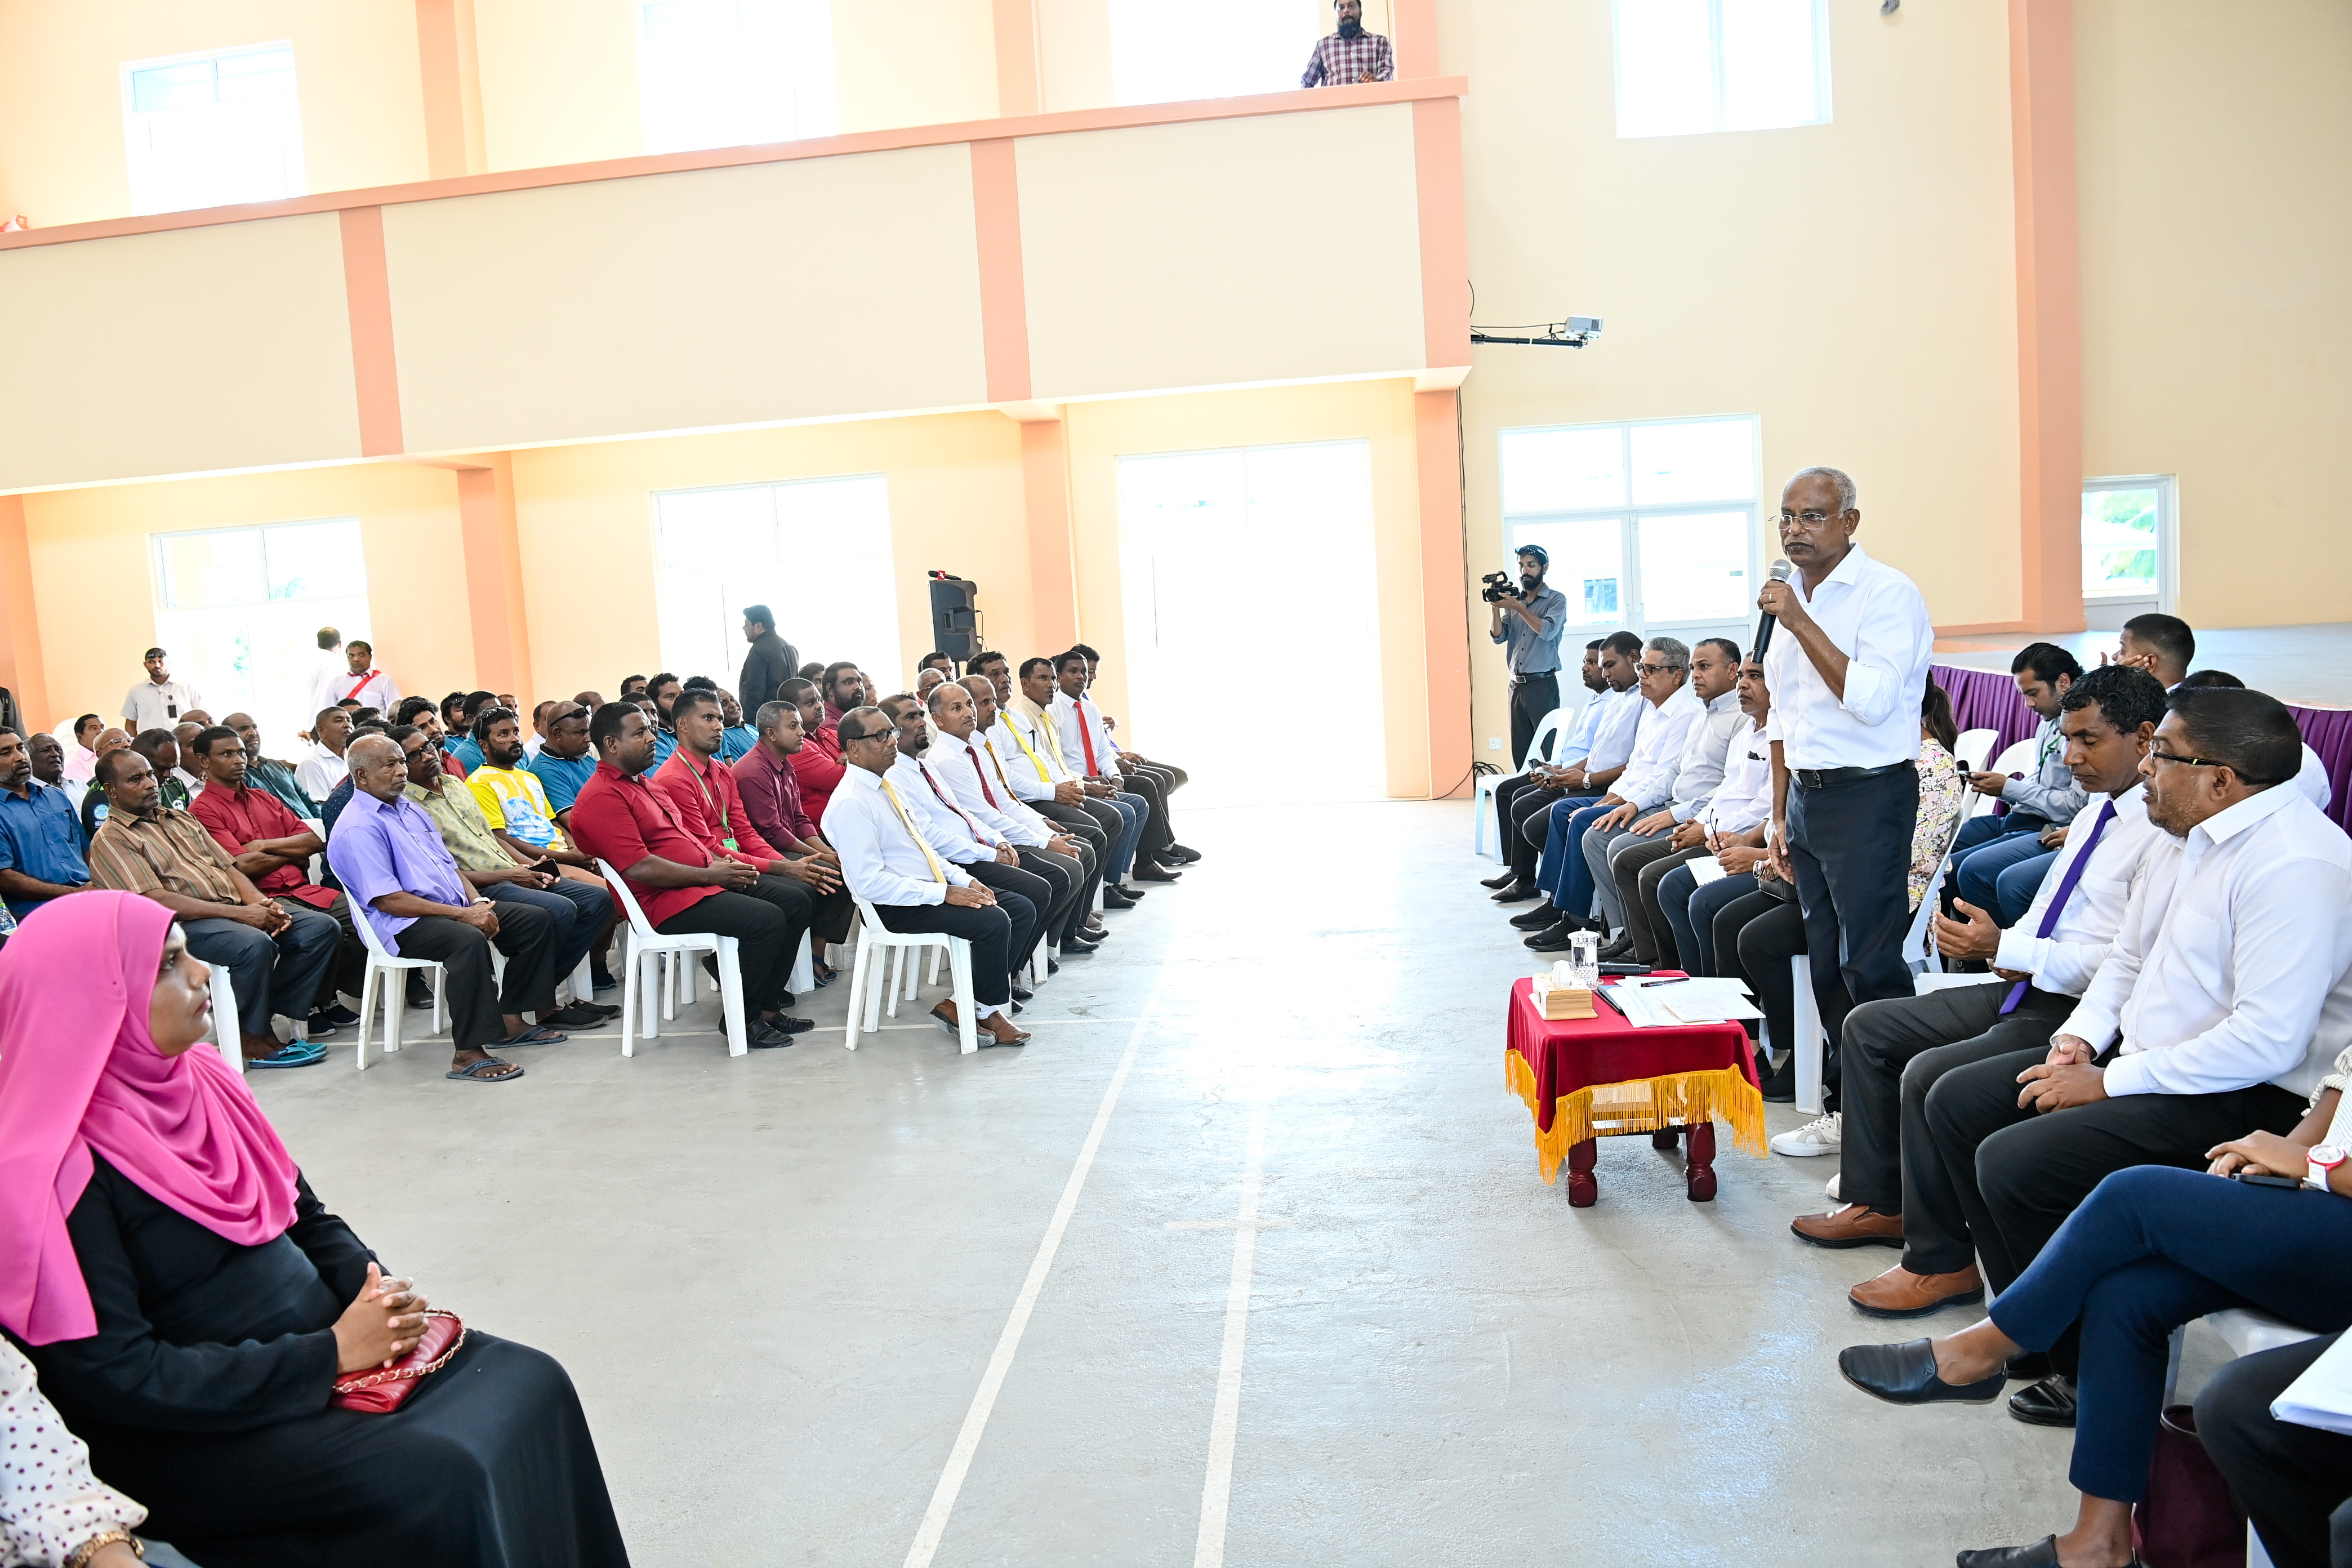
left=878, top=694, right=1048, bottom=994
left=1946, top=644, right=2086, bottom=928
left=1900, top=685, right=2349, bottom=1428
left=1481, top=639, right=1605, bottom=893
left=59, top=713, right=103, bottom=787
left=932, top=679, right=1103, bottom=957
left=314, top=718, right=390, bottom=839
left=825, top=705, right=1031, bottom=1048
left=1839, top=1036, right=2352, bottom=1568
left=643, top=674, right=684, bottom=769
left=2111, top=610, right=2195, bottom=689
left=1071, top=643, right=1198, bottom=862
left=167, top=723, right=207, bottom=800
left=0, top=894, right=629, bottom=1562
left=617, top=674, right=649, bottom=701
left=525, top=699, right=555, bottom=760
left=1009, top=657, right=1143, bottom=901
left=1793, top=666, right=2169, bottom=1312
left=781, top=676, right=850, bottom=828
left=443, top=691, right=499, bottom=772
left=75, top=730, right=133, bottom=839
left=0, top=728, right=91, bottom=923
left=731, top=697, right=854, bottom=967
left=87, top=747, right=336, bottom=1069
left=469, top=707, right=620, bottom=988
left=295, top=707, right=354, bottom=802
left=918, top=651, right=959, bottom=679
left=525, top=700, right=598, bottom=824
left=394, top=696, right=470, bottom=779
left=737, top=604, right=800, bottom=719
left=798, top=661, right=823, bottom=683
left=1491, top=632, right=1645, bottom=906
left=567, top=702, right=812, bottom=1046
left=24, top=733, right=60, bottom=792
left=1643, top=653, right=1773, bottom=971
left=970, top=653, right=1126, bottom=902
left=961, top=672, right=1113, bottom=925
left=223, top=712, right=320, bottom=818
left=185, top=724, right=367, bottom=1040
left=2176, top=668, right=2335, bottom=810
left=328, top=734, right=572, bottom=1080
left=915, top=668, right=947, bottom=702
left=1050, top=651, right=1180, bottom=883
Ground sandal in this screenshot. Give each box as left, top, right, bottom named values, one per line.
left=446, top=1057, right=523, bottom=1083
left=248, top=1040, right=326, bottom=1069
left=497, top=1024, right=568, bottom=1048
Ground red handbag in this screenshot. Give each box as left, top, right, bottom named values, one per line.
left=2132, top=1403, right=2246, bottom=1568
left=329, top=1310, right=466, bottom=1413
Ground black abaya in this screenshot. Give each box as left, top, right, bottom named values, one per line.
left=13, top=1155, right=629, bottom=1568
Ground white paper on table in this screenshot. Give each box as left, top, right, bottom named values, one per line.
left=2273, top=1330, right=2352, bottom=1436
left=1620, top=976, right=1764, bottom=1024
left=1687, top=857, right=1729, bottom=886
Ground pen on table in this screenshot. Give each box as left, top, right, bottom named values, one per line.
left=1645, top=977, right=1691, bottom=987
left=1591, top=985, right=1627, bottom=1018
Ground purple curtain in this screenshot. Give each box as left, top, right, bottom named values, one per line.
left=1930, top=663, right=2352, bottom=836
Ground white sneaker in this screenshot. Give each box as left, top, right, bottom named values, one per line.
left=1770, top=1112, right=1841, bottom=1157
left=1825, top=1171, right=1842, bottom=1200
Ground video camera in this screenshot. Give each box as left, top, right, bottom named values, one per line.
left=1480, top=571, right=1523, bottom=605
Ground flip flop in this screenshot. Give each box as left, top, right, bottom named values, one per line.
left=446, top=1057, right=523, bottom=1082
left=248, top=1041, right=326, bottom=1069
left=497, top=1024, right=568, bottom=1048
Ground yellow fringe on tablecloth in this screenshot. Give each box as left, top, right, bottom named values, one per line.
left=1505, top=1049, right=1768, bottom=1183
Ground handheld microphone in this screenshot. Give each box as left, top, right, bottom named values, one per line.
left=1752, top=559, right=1794, bottom=661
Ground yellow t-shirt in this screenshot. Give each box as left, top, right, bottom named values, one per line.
left=467, top=765, right=567, bottom=852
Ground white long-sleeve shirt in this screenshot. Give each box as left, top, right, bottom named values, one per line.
left=1667, top=689, right=1748, bottom=821
left=1764, top=542, right=1934, bottom=770
left=1993, top=782, right=2170, bottom=999
left=993, top=707, right=1072, bottom=803
left=888, top=752, right=1004, bottom=863
left=1049, top=689, right=1124, bottom=779
left=1699, top=718, right=1776, bottom=835
left=322, top=667, right=400, bottom=712
left=1, top=1340, right=146, bottom=1567
left=2061, top=783, right=2352, bottom=1099
left=933, top=729, right=1054, bottom=846
left=821, top=763, right=969, bottom=906
left=1614, top=683, right=1705, bottom=810
left=1573, top=685, right=1646, bottom=776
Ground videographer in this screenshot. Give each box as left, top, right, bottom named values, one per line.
left=1488, top=545, right=1567, bottom=768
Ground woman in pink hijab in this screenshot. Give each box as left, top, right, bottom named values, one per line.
left=0, top=893, right=628, bottom=1568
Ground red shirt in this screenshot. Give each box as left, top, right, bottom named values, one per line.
left=440, top=749, right=468, bottom=780
left=567, top=760, right=721, bottom=926
left=790, top=723, right=847, bottom=828
left=653, top=747, right=781, bottom=867
left=186, top=782, right=338, bottom=908
left=730, top=741, right=817, bottom=849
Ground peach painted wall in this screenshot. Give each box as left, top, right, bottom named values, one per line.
left=18, top=464, right=475, bottom=734
left=0, top=0, right=427, bottom=228
left=1447, top=0, right=2022, bottom=759
left=2074, top=0, right=2352, bottom=629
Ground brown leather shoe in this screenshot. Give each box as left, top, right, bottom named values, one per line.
left=1848, top=1262, right=1985, bottom=1318
left=1789, top=1202, right=1904, bottom=1249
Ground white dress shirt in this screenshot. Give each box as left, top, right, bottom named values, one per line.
left=120, top=678, right=201, bottom=733
left=1614, top=684, right=1705, bottom=810
left=293, top=741, right=349, bottom=802
left=1575, top=685, right=1648, bottom=776
left=1667, top=689, right=1748, bottom=821
left=1049, top=690, right=1121, bottom=779
left=1552, top=687, right=1617, bottom=768
left=2297, top=743, right=2333, bottom=812
left=889, top=752, right=1005, bottom=863
left=323, top=667, right=400, bottom=712
left=994, top=707, right=1073, bottom=803
left=1993, top=782, right=2169, bottom=998
left=1763, top=542, right=1934, bottom=770
left=1700, top=718, right=1777, bottom=835
left=2061, top=783, right=2352, bottom=1099
left=822, top=763, right=969, bottom=906
left=933, top=729, right=1054, bottom=845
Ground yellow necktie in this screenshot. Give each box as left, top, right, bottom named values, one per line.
left=1004, top=714, right=1053, bottom=781
left=877, top=778, right=947, bottom=883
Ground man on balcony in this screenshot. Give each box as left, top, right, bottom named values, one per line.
left=1302, top=0, right=1393, bottom=87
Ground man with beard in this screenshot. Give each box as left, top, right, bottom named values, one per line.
left=929, top=679, right=1102, bottom=959
left=525, top=700, right=599, bottom=824
left=225, top=711, right=320, bottom=818
left=1008, top=656, right=1143, bottom=901
left=1300, top=0, right=1392, bottom=86
left=0, top=728, right=90, bottom=921
left=967, top=656, right=1124, bottom=897
left=470, top=706, right=624, bottom=992
left=1489, top=544, right=1570, bottom=772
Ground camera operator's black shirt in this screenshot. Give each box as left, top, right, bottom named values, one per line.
left=1491, top=583, right=1566, bottom=678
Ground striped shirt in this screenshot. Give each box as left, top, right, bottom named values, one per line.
left=87, top=807, right=240, bottom=904
left=1300, top=29, right=1393, bottom=87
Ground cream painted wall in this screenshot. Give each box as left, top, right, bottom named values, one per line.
left=833, top=0, right=1000, bottom=130
left=20, top=464, right=474, bottom=734
left=1062, top=378, right=1431, bottom=795
left=474, top=0, right=643, bottom=172
left=1445, top=0, right=2021, bottom=756
left=2075, top=0, right=2352, bottom=630
left=0, top=0, right=426, bottom=227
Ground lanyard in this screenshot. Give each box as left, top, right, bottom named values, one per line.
left=680, top=751, right=738, bottom=850
left=877, top=779, right=946, bottom=882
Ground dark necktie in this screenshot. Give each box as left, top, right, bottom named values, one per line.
left=2000, top=797, right=2117, bottom=1014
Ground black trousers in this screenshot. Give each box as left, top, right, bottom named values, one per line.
left=1610, top=836, right=1704, bottom=966
left=960, top=857, right=1045, bottom=972
left=395, top=906, right=559, bottom=1050
left=1491, top=773, right=1549, bottom=880
left=875, top=900, right=1014, bottom=1006
left=277, top=890, right=366, bottom=1010
left=1117, top=768, right=1176, bottom=862
left=1034, top=799, right=1109, bottom=858
left=2198, top=1333, right=2352, bottom=1568
left=1512, top=783, right=1591, bottom=884
left=183, top=905, right=340, bottom=1034
left=1786, top=763, right=1918, bottom=1055
left=1019, top=841, right=1096, bottom=944
left=1834, top=978, right=2075, bottom=1239
left=1918, top=1046, right=2307, bottom=1297
left=1721, top=890, right=1807, bottom=1077
left=1509, top=673, right=1559, bottom=769
left=653, top=880, right=808, bottom=1016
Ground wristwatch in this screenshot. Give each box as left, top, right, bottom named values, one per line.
left=2306, top=1144, right=2346, bottom=1192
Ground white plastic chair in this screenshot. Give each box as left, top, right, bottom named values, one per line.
left=1473, top=707, right=1567, bottom=861
left=349, top=903, right=449, bottom=1071
left=1952, top=727, right=1998, bottom=777
left=841, top=894, right=978, bottom=1055
left=595, top=859, right=749, bottom=1057
left=1964, top=737, right=2040, bottom=822
left=1787, top=954, right=1828, bottom=1115
left=204, top=962, right=246, bottom=1075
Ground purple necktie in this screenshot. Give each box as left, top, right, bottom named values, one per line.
left=1999, top=797, right=2117, bottom=1014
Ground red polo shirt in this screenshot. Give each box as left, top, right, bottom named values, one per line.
left=186, top=782, right=338, bottom=908
left=791, top=722, right=847, bottom=829
left=567, top=760, right=721, bottom=926
left=653, top=747, right=781, bottom=867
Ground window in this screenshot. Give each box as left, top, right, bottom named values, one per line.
left=2081, top=474, right=2176, bottom=629
left=1118, top=440, right=1384, bottom=805
left=1612, top=0, right=1830, bottom=139
left=1499, top=416, right=1759, bottom=643
left=1107, top=0, right=1320, bottom=106
left=652, top=475, right=898, bottom=699
left=638, top=0, right=837, bottom=154
left=122, top=44, right=305, bottom=215
left=150, top=518, right=368, bottom=745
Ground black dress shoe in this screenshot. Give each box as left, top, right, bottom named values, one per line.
left=1046, top=958, right=1060, bottom=976
left=1115, top=884, right=1147, bottom=901
left=1134, top=862, right=1182, bottom=882
left=1166, top=844, right=1202, bottom=863
left=1835, top=1339, right=2006, bottom=1406
left=777, top=990, right=796, bottom=1008
left=1758, top=1064, right=1796, bottom=1103
left=1491, top=883, right=1541, bottom=903
left=1596, top=936, right=1635, bottom=961
left=747, top=1020, right=798, bottom=1049
left=1061, top=936, right=1099, bottom=956
left=2006, top=1351, right=2052, bottom=1382
left=1102, top=887, right=1142, bottom=909
left=1954, top=1536, right=2139, bottom=1568
left=1480, top=871, right=1520, bottom=889
left=1510, top=905, right=1562, bottom=930
left=1525, top=924, right=1578, bottom=952
left=1009, top=983, right=1035, bottom=1003
left=2008, top=1374, right=2078, bottom=1428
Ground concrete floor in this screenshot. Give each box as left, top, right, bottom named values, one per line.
left=1936, top=621, right=2352, bottom=708
left=257, top=800, right=2156, bottom=1567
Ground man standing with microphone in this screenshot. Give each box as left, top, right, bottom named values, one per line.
left=1490, top=545, right=1567, bottom=769
left=1759, top=468, right=1934, bottom=1130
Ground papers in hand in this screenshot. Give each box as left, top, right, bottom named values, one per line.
left=1688, top=857, right=1729, bottom=887
left=2274, top=1329, right=2352, bottom=1436
left=1606, top=976, right=1764, bottom=1027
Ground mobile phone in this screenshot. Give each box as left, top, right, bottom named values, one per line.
left=2234, top=1172, right=2302, bottom=1190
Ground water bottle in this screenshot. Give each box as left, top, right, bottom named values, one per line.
left=1567, top=928, right=1599, bottom=991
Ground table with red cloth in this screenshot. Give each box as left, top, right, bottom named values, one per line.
left=1503, top=975, right=1767, bottom=1206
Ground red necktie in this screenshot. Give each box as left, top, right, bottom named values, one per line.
left=921, top=764, right=985, bottom=837
left=1073, top=697, right=1099, bottom=774
left=967, top=745, right=999, bottom=807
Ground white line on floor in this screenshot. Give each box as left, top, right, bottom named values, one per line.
left=1192, top=1098, right=1270, bottom=1568
left=900, top=1006, right=1156, bottom=1568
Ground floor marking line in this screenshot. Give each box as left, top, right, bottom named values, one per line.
left=900, top=1003, right=1158, bottom=1568
left=1192, top=1099, right=1270, bottom=1568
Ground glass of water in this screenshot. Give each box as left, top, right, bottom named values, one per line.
left=1567, top=929, right=1599, bottom=990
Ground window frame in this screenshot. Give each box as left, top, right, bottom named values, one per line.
left=1610, top=0, right=1833, bottom=141
left=2081, top=473, right=2178, bottom=616
left=119, top=41, right=306, bottom=216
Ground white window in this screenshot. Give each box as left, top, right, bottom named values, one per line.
left=1117, top=439, right=1384, bottom=805
left=150, top=518, right=368, bottom=746
left=1499, top=416, right=1759, bottom=644
left=652, top=475, right=898, bottom=701
left=1612, top=0, right=1830, bottom=140
left=1107, top=0, right=1317, bottom=106
left=2081, top=474, right=2176, bottom=630
left=122, top=43, right=305, bottom=215
left=638, top=0, right=838, bottom=154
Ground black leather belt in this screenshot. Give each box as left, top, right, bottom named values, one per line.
left=1792, top=760, right=1913, bottom=790
left=1511, top=672, right=1558, bottom=687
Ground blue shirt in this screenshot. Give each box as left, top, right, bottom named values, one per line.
left=649, top=727, right=679, bottom=769
left=447, top=735, right=486, bottom=772
left=1490, top=583, right=1567, bottom=677
left=0, top=781, right=90, bottom=917
left=327, top=790, right=474, bottom=954
left=524, top=750, right=595, bottom=814
left=247, top=757, right=319, bottom=819
left=719, top=725, right=757, bottom=764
